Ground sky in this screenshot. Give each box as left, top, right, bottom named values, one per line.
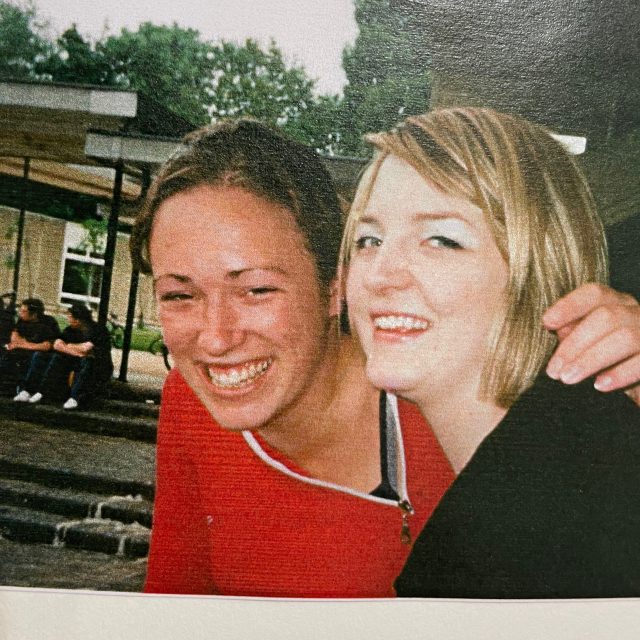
left=32, top=0, right=359, bottom=95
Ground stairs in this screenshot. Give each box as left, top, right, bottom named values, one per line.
left=0, top=385, right=159, bottom=589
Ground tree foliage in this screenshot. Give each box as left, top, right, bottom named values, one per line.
left=0, top=0, right=48, bottom=79
left=35, top=25, right=117, bottom=85
left=9, top=6, right=320, bottom=131
left=209, top=39, right=314, bottom=129
left=99, top=23, right=216, bottom=126
left=0, top=0, right=433, bottom=157
left=337, top=0, right=431, bottom=155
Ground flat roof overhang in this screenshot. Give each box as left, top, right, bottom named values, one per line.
left=0, top=80, right=138, bottom=165
left=0, top=157, right=140, bottom=201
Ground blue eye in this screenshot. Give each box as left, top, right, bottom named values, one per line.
left=425, top=236, right=463, bottom=249
left=354, top=236, right=382, bottom=250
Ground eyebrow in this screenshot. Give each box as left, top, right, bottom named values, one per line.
left=153, top=274, right=192, bottom=286
left=227, top=266, right=288, bottom=278
left=153, top=266, right=288, bottom=286
left=358, top=211, right=474, bottom=225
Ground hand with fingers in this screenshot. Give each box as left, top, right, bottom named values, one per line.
left=543, top=283, right=640, bottom=406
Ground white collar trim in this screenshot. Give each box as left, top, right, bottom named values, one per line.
left=241, top=393, right=408, bottom=507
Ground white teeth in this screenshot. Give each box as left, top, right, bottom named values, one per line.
left=374, top=315, right=430, bottom=330
left=207, top=358, right=272, bottom=388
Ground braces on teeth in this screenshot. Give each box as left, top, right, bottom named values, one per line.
left=208, top=359, right=272, bottom=388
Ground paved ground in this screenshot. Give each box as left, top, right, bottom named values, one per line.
left=0, top=538, right=147, bottom=591
left=0, top=355, right=161, bottom=591
left=111, top=348, right=168, bottom=390
left=0, top=419, right=156, bottom=488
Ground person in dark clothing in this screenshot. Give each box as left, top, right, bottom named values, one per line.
left=15, top=303, right=113, bottom=409
left=0, top=298, right=59, bottom=396
left=0, top=295, right=14, bottom=347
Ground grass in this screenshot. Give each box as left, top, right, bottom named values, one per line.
left=126, top=327, right=164, bottom=353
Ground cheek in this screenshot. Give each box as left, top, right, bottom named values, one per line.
left=158, top=310, right=198, bottom=353
left=426, top=257, right=507, bottom=316
left=344, top=266, right=365, bottom=313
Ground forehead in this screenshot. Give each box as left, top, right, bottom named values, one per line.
left=364, top=155, right=475, bottom=220
left=365, top=155, right=446, bottom=211
left=150, top=185, right=316, bottom=276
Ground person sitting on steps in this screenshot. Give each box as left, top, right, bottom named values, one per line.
left=14, top=303, right=113, bottom=409
left=0, top=298, right=60, bottom=396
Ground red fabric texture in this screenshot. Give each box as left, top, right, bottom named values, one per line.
left=145, top=369, right=454, bottom=598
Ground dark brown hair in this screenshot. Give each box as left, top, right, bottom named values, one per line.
left=130, top=119, right=344, bottom=289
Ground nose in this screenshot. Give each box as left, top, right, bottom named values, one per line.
left=362, top=242, right=413, bottom=293
left=195, top=295, right=244, bottom=356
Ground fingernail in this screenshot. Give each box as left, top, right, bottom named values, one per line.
left=560, top=366, right=582, bottom=384
left=594, top=376, right=613, bottom=392
left=546, top=359, right=562, bottom=379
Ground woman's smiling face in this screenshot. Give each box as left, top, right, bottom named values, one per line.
left=346, top=155, right=509, bottom=403
left=149, top=184, right=335, bottom=433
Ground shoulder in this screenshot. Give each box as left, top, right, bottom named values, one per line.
left=397, top=376, right=640, bottom=598
left=44, top=314, right=59, bottom=327
left=43, top=315, right=60, bottom=332
left=158, top=370, right=232, bottom=453
left=60, top=326, right=74, bottom=339
left=495, top=375, right=640, bottom=463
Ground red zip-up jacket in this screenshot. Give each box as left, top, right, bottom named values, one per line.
left=145, top=369, right=454, bottom=598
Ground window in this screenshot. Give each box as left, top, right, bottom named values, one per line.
left=59, top=222, right=106, bottom=309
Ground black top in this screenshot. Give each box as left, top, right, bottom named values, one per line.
left=395, top=375, right=640, bottom=598
left=15, top=315, right=60, bottom=344
left=60, top=325, right=91, bottom=345
left=370, top=392, right=400, bottom=501
left=87, top=323, right=114, bottom=380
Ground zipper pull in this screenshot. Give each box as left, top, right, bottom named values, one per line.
left=398, top=499, right=414, bottom=545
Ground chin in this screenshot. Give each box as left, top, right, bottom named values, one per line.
left=175, top=364, right=267, bottom=431
left=202, top=404, right=271, bottom=432
left=365, top=360, right=424, bottom=398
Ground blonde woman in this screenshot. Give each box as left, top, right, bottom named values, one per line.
left=344, top=107, right=640, bottom=597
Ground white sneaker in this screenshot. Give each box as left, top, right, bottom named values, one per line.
left=63, top=398, right=78, bottom=410
left=29, top=392, right=43, bottom=404
left=13, top=390, right=31, bottom=402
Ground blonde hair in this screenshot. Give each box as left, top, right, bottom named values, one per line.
left=341, top=107, right=608, bottom=407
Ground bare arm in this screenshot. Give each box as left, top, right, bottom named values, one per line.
left=7, top=332, right=53, bottom=352
left=543, top=283, right=640, bottom=405
left=53, top=339, right=94, bottom=358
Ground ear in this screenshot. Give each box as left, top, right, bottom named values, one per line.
left=328, top=278, right=342, bottom=318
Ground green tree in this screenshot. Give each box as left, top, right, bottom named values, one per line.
left=209, top=39, right=315, bottom=130
left=35, top=25, right=116, bottom=85
left=330, top=0, right=432, bottom=156
left=288, top=94, right=351, bottom=155
left=99, top=22, right=216, bottom=126
left=0, top=0, right=49, bottom=79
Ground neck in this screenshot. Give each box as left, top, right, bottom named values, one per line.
left=414, top=383, right=508, bottom=475
left=258, top=335, right=382, bottom=492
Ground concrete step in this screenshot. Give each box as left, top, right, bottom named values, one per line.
left=108, top=379, right=162, bottom=404
left=0, top=397, right=157, bottom=443
left=0, top=477, right=153, bottom=527
left=0, top=504, right=149, bottom=557
left=102, top=398, right=160, bottom=419
left=0, top=418, right=155, bottom=499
